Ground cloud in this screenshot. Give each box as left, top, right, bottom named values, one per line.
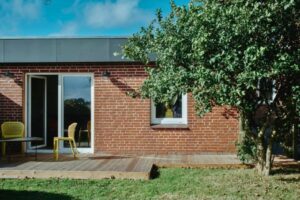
left=83, top=0, right=153, bottom=28
left=11, top=0, right=42, bottom=19
left=50, top=22, right=78, bottom=36
left=0, top=0, right=42, bottom=34
left=0, top=0, right=42, bottom=20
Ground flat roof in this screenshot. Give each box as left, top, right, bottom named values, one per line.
left=0, top=37, right=130, bottom=63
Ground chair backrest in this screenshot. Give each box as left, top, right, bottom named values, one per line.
left=68, top=123, right=77, bottom=139
left=1, top=122, right=24, bottom=138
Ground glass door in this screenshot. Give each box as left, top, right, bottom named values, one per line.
left=61, top=75, right=92, bottom=151
left=28, top=76, right=47, bottom=149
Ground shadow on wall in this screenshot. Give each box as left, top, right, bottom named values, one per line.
left=0, top=92, right=23, bottom=125
left=110, top=77, right=140, bottom=97
left=0, top=190, right=73, bottom=200
left=222, top=107, right=239, bottom=119
left=0, top=70, right=23, bottom=91
left=0, top=68, right=24, bottom=124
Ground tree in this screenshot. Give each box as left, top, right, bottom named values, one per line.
left=122, top=0, right=300, bottom=175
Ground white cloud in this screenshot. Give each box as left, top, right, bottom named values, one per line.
left=63, top=0, right=82, bottom=14
left=83, top=0, right=152, bottom=28
left=0, top=0, right=42, bottom=21
left=50, top=0, right=154, bottom=36
left=50, top=22, right=78, bottom=36
left=11, top=0, right=42, bottom=19
left=0, top=0, right=42, bottom=34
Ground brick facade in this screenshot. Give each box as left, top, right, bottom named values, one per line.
left=0, top=64, right=239, bottom=155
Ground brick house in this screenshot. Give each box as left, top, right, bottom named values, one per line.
left=0, top=37, right=238, bottom=155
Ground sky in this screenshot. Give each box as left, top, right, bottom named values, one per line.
left=0, top=0, right=190, bottom=37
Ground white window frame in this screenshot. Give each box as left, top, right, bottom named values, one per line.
left=151, top=94, right=188, bottom=125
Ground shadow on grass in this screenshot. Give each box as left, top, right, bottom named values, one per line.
left=272, top=167, right=300, bottom=175
left=272, top=160, right=300, bottom=175
left=150, top=165, right=160, bottom=179
left=0, top=190, right=72, bottom=200
left=277, top=176, right=300, bottom=183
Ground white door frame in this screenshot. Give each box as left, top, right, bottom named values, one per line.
left=25, top=73, right=94, bottom=154
left=27, top=75, right=47, bottom=149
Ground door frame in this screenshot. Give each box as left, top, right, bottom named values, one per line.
left=25, top=73, right=95, bottom=154
left=28, top=75, right=48, bottom=149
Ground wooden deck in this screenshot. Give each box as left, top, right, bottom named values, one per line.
left=0, top=153, right=241, bottom=180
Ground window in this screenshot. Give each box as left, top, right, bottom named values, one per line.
left=151, top=94, right=187, bottom=125
left=257, top=78, right=276, bottom=104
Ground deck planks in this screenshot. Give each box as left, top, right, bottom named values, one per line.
left=0, top=153, right=240, bottom=180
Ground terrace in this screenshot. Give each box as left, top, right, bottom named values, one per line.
left=0, top=153, right=240, bottom=180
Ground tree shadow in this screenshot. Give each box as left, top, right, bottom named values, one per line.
left=272, top=166, right=300, bottom=175
left=150, top=165, right=160, bottom=179
left=222, top=107, right=239, bottom=119
left=110, top=77, right=140, bottom=97
left=277, top=176, right=300, bottom=183
left=272, top=160, right=300, bottom=175
left=0, top=92, right=23, bottom=124
left=0, top=190, right=73, bottom=200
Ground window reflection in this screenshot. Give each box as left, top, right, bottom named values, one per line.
left=156, top=97, right=182, bottom=118
left=63, top=76, right=91, bottom=148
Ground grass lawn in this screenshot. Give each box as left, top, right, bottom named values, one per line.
left=0, top=168, right=299, bottom=200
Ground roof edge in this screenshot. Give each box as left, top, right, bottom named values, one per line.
left=0, top=36, right=130, bottom=40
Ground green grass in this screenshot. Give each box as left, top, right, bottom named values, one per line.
left=0, top=168, right=299, bottom=200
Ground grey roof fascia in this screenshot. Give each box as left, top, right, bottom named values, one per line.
left=0, top=37, right=132, bottom=64
left=0, top=40, right=3, bottom=63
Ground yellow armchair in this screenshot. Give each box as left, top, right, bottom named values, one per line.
left=1, top=121, right=24, bottom=156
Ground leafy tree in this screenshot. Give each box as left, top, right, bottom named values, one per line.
left=122, top=0, right=300, bottom=175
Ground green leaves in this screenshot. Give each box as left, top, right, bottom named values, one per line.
left=122, top=0, right=300, bottom=119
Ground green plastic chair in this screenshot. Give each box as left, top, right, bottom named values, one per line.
left=1, top=122, right=24, bottom=156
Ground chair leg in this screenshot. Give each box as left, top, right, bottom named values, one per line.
left=72, top=139, right=79, bottom=155
left=2, top=142, right=6, bottom=156
left=56, top=139, right=59, bottom=160
left=53, top=139, right=56, bottom=159
left=78, top=131, right=81, bottom=147
left=54, top=139, right=59, bottom=161
left=68, top=140, right=76, bottom=158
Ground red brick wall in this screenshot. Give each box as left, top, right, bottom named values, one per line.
left=0, top=64, right=239, bottom=154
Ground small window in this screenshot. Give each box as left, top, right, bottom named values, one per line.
left=151, top=95, right=187, bottom=125
left=257, top=78, right=276, bottom=104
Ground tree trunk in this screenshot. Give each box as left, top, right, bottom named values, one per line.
left=263, top=136, right=273, bottom=176
left=256, top=132, right=266, bottom=175
left=256, top=127, right=275, bottom=176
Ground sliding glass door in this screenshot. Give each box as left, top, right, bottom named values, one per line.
left=27, top=73, right=93, bottom=153
left=62, top=75, right=92, bottom=150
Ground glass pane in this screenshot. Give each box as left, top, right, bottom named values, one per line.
left=31, top=78, right=46, bottom=147
left=156, top=97, right=182, bottom=118
left=63, top=76, right=91, bottom=148
left=259, top=78, right=274, bottom=102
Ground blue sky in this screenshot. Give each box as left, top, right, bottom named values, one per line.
left=0, top=0, right=190, bottom=37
